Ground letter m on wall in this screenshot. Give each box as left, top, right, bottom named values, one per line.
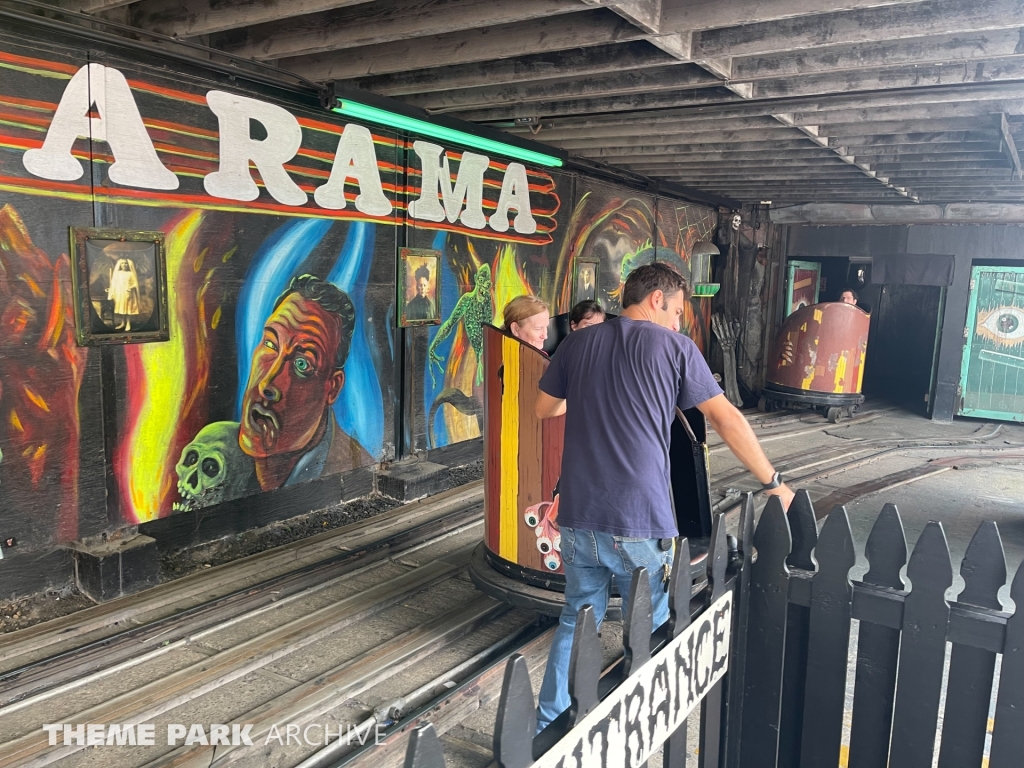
left=408, top=140, right=488, bottom=230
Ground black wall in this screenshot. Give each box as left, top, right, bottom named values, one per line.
left=906, top=225, right=1024, bottom=421
left=785, top=223, right=1024, bottom=422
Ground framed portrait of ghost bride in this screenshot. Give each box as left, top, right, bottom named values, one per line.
left=69, top=227, right=169, bottom=346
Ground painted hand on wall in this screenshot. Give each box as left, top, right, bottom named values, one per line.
left=427, top=264, right=493, bottom=387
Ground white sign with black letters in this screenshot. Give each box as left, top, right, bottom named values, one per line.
left=535, top=591, right=732, bottom=768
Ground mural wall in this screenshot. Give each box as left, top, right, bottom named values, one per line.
left=0, top=29, right=717, bottom=560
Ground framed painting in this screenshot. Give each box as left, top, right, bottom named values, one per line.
left=399, top=247, right=441, bottom=327
left=70, top=227, right=169, bottom=346
left=574, top=258, right=599, bottom=304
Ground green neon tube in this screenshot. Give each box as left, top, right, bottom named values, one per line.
left=333, top=99, right=563, bottom=168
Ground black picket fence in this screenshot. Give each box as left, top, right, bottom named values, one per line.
left=736, top=491, right=1024, bottom=768
left=399, top=512, right=741, bottom=768
left=399, top=491, right=1024, bottom=768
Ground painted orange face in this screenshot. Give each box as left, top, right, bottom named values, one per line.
left=239, top=294, right=345, bottom=459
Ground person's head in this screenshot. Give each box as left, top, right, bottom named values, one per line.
left=569, top=300, right=605, bottom=331
left=621, top=262, right=691, bottom=332
left=414, top=264, right=430, bottom=299
left=840, top=289, right=858, bottom=306
left=239, top=274, right=355, bottom=459
left=580, top=267, right=593, bottom=284
left=503, top=295, right=549, bottom=350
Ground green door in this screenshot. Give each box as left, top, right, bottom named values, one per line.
left=786, top=260, right=821, bottom=316
left=959, top=266, right=1024, bottom=422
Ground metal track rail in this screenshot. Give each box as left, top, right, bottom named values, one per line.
left=0, top=484, right=485, bottom=708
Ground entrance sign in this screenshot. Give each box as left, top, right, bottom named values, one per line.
left=535, top=591, right=732, bottom=768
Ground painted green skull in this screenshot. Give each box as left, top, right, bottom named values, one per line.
left=173, top=421, right=256, bottom=512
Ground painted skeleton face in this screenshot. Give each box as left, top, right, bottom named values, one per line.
left=175, top=421, right=255, bottom=511
left=731, top=214, right=742, bottom=231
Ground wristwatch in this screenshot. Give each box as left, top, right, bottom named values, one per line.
left=761, top=471, right=783, bottom=490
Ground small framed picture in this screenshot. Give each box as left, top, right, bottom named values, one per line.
left=574, top=258, right=599, bottom=304
left=399, top=247, right=441, bottom=327
left=70, top=227, right=169, bottom=346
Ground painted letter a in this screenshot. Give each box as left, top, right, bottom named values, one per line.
left=489, top=162, right=536, bottom=235
left=23, top=64, right=178, bottom=189
left=204, top=90, right=306, bottom=206
left=313, top=123, right=392, bottom=216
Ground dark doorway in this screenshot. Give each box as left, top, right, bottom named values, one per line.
left=863, top=284, right=945, bottom=415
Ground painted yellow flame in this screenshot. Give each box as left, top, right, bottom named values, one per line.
left=127, top=211, right=204, bottom=520
left=491, top=243, right=530, bottom=317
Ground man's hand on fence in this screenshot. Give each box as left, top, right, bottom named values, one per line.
left=765, top=483, right=795, bottom=510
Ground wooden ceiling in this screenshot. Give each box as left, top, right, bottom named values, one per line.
left=43, top=0, right=1024, bottom=205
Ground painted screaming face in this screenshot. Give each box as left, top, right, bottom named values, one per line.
left=239, top=294, right=345, bottom=459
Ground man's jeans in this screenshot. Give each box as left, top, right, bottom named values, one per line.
left=536, top=526, right=672, bottom=731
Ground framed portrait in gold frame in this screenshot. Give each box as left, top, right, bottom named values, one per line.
left=70, top=227, right=169, bottom=346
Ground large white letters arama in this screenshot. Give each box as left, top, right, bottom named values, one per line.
left=24, top=64, right=535, bottom=234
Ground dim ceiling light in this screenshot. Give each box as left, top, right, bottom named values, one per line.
left=333, top=99, right=564, bottom=168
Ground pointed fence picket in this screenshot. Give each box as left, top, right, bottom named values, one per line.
left=728, top=496, right=1023, bottom=768
left=403, top=519, right=740, bottom=768
left=402, top=494, right=1024, bottom=768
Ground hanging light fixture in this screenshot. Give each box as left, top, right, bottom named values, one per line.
left=690, top=241, right=721, bottom=297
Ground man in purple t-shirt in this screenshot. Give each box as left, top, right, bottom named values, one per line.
left=534, top=262, right=794, bottom=730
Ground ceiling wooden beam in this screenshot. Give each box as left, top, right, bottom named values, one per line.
left=583, top=0, right=662, bottom=32
left=466, top=82, right=1024, bottom=123
left=836, top=142, right=1002, bottom=155
left=130, top=0, right=375, bottom=39
left=1000, top=112, right=1023, bottom=180
left=402, top=64, right=721, bottom=112
left=548, top=127, right=802, bottom=148
left=768, top=202, right=1024, bottom=225
left=353, top=42, right=676, bottom=96
left=691, top=0, right=1024, bottom=59
left=444, top=86, right=744, bottom=120
left=507, top=114, right=786, bottom=139
left=731, top=29, right=1024, bottom=81
left=871, top=161, right=1010, bottom=170
left=216, top=0, right=583, bottom=62
left=827, top=131, right=999, bottom=147
left=877, top=169, right=1016, bottom=178
left=601, top=149, right=839, bottom=162
left=843, top=151, right=1005, bottom=161
left=787, top=100, right=1024, bottom=125
left=53, top=0, right=133, bottom=11
left=284, top=10, right=651, bottom=81
left=751, top=59, right=1024, bottom=100
left=622, top=158, right=860, bottom=170
left=575, top=139, right=828, bottom=154
left=659, top=0, right=922, bottom=32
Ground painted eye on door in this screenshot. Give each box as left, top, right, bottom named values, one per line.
left=978, top=306, right=1024, bottom=345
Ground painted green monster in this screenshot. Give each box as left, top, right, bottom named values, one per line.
left=428, top=264, right=493, bottom=387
